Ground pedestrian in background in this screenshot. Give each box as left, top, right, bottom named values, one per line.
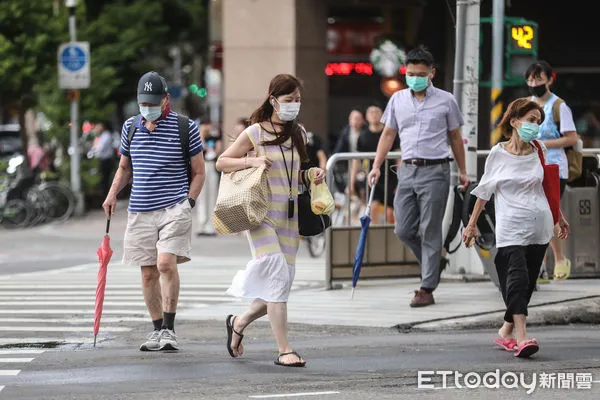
left=351, top=104, right=400, bottom=224
left=333, top=109, right=367, bottom=154
left=332, top=109, right=368, bottom=195
left=216, top=74, right=325, bottom=367
left=232, top=117, right=249, bottom=139
left=463, top=98, right=570, bottom=357
left=303, top=129, right=328, bottom=171
left=525, top=61, right=579, bottom=282
left=102, top=71, right=205, bottom=352
left=368, top=45, right=469, bottom=308
left=196, top=119, right=222, bottom=236
left=93, top=121, right=117, bottom=199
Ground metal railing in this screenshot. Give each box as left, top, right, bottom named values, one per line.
left=325, top=151, right=421, bottom=289
left=325, top=151, right=402, bottom=225
left=323, top=148, right=600, bottom=289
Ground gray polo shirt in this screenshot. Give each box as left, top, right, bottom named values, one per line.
left=381, top=84, right=464, bottom=160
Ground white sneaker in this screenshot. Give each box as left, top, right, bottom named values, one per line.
left=139, top=330, right=162, bottom=351
left=159, top=329, right=179, bottom=351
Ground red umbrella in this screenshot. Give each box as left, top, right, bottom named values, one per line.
left=93, top=211, right=113, bottom=347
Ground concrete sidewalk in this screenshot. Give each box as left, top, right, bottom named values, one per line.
left=7, top=209, right=600, bottom=332
left=177, top=257, right=600, bottom=330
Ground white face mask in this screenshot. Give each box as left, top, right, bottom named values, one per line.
left=274, top=99, right=301, bottom=121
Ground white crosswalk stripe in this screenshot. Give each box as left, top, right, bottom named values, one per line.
left=0, top=350, right=45, bottom=394
left=0, top=257, right=323, bottom=348
left=0, top=255, right=324, bottom=395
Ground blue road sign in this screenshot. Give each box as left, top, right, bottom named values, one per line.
left=60, top=45, right=87, bottom=71
left=58, top=42, right=90, bottom=89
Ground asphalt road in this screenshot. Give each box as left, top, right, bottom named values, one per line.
left=3, top=322, right=600, bottom=399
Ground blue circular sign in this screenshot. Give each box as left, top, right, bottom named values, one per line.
left=60, top=45, right=87, bottom=72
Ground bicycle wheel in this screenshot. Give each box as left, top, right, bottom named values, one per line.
left=38, top=182, right=76, bottom=222
left=26, top=187, right=50, bottom=226
left=307, top=233, right=326, bottom=258
left=2, top=199, right=32, bottom=228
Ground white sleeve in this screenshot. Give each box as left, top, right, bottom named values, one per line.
left=559, top=102, right=577, bottom=133
left=470, top=147, right=499, bottom=201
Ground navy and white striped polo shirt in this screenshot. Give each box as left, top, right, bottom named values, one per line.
left=120, top=112, right=203, bottom=213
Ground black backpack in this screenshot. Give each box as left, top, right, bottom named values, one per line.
left=127, top=114, right=191, bottom=183
left=443, top=183, right=496, bottom=254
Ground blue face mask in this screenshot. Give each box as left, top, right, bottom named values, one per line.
left=406, top=75, right=429, bottom=92
left=139, top=105, right=162, bottom=121
left=517, top=121, right=540, bottom=143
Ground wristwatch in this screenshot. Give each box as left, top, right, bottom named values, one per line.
left=188, top=198, right=196, bottom=208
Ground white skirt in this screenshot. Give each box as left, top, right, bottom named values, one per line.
left=226, top=253, right=295, bottom=303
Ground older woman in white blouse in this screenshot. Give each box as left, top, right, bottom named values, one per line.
left=463, top=98, right=569, bottom=358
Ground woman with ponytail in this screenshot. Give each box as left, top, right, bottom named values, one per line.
left=216, top=74, right=325, bottom=367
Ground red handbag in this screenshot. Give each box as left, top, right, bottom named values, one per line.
left=533, top=140, right=561, bottom=225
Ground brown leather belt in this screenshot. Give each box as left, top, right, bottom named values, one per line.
left=403, top=158, right=451, bottom=166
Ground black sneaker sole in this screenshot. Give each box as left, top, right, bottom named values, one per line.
left=409, top=301, right=435, bottom=308
left=139, top=345, right=161, bottom=351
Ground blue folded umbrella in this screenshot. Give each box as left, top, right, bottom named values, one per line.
left=351, top=182, right=377, bottom=299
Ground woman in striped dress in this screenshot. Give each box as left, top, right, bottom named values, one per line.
left=216, top=74, right=325, bottom=367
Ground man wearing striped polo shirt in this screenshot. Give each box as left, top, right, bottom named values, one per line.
left=103, top=71, right=205, bottom=351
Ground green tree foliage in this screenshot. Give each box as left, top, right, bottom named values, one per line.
left=1, top=0, right=207, bottom=199
left=0, top=0, right=68, bottom=150
left=1, top=0, right=207, bottom=146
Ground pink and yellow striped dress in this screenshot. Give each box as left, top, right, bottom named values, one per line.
left=226, top=123, right=300, bottom=302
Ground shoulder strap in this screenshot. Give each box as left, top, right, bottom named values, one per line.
left=552, top=96, right=564, bottom=130
left=177, top=114, right=190, bottom=161
left=532, top=140, right=545, bottom=165
left=127, top=115, right=140, bottom=145
left=250, top=123, right=263, bottom=156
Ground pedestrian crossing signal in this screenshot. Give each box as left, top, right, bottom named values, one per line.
left=510, top=24, right=535, bottom=50
left=505, top=18, right=538, bottom=81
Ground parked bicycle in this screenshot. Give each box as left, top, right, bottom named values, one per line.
left=0, top=154, right=76, bottom=228
left=0, top=180, right=32, bottom=228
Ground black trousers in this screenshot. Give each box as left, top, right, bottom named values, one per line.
left=495, top=244, right=549, bottom=323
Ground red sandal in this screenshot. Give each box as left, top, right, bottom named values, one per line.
left=493, top=338, right=517, bottom=352
left=514, top=339, right=539, bottom=358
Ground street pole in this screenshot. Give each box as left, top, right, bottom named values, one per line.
left=490, top=0, right=505, bottom=145
left=462, top=1, right=480, bottom=183
left=66, top=0, right=84, bottom=216
left=447, top=0, right=484, bottom=276
left=451, top=0, right=480, bottom=185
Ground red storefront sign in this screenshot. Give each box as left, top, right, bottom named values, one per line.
left=325, top=62, right=373, bottom=76
left=325, top=62, right=406, bottom=76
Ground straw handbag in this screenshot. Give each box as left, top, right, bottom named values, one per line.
left=213, top=163, right=270, bottom=235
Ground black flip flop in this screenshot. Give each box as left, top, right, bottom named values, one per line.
left=274, top=351, right=306, bottom=367
left=226, top=314, right=244, bottom=358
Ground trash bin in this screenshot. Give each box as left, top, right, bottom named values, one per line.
left=562, top=157, right=600, bottom=278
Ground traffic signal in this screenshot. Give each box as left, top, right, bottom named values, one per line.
left=505, top=18, right=538, bottom=81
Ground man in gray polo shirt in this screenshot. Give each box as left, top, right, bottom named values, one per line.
left=368, top=46, right=469, bottom=307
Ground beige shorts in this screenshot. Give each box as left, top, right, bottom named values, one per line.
left=123, top=200, right=192, bottom=266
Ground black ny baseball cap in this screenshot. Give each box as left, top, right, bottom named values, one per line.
left=137, top=71, right=168, bottom=105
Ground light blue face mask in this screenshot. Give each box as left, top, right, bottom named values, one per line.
left=406, top=75, right=429, bottom=92
left=139, top=105, right=162, bottom=121
left=517, top=121, right=540, bottom=143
